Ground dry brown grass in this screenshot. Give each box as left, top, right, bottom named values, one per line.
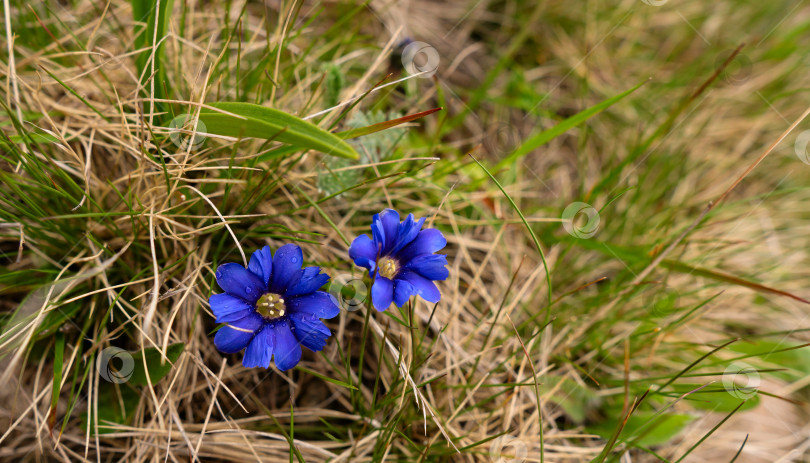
left=2, top=0, right=810, bottom=462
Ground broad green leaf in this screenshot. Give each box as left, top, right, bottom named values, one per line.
left=128, top=342, right=185, bottom=387
left=0, top=133, right=60, bottom=146
left=729, top=340, right=810, bottom=380
left=541, top=375, right=599, bottom=423
left=79, top=344, right=183, bottom=435
left=669, top=384, right=760, bottom=412
left=589, top=411, right=694, bottom=448
left=81, top=383, right=140, bottom=435
left=198, top=102, right=359, bottom=159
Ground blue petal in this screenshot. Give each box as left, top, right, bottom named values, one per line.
left=215, top=262, right=265, bottom=303
left=286, top=266, right=330, bottom=297
left=405, top=254, right=449, bottom=281
left=247, top=246, right=273, bottom=288
left=290, top=312, right=331, bottom=352
left=209, top=293, right=253, bottom=323
left=349, top=234, right=377, bottom=270
left=392, top=214, right=425, bottom=254
left=397, top=271, right=441, bottom=303
left=395, top=228, right=447, bottom=263
left=371, top=216, right=386, bottom=256
left=269, top=244, right=304, bottom=293
left=272, top=322, right=302, bottom=371
left=393, top=278, right=415, bottom=307
left=214, top=312, right=264, bottom=354
left=377, top=209, right=400, bottom=254
left=371, top=275, right=394, bottom=311
left=243, top=325, right=274, bottom=368
left=287, top=291, right=341, bottom=319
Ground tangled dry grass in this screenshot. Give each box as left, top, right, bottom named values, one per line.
left=3, top=0, right=810, bottom=462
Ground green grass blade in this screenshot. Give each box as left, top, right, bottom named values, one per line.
left=470, top=154, right=553, bottom=310
left=295, top=366, right=358, bottom=390
left=674, top=401, right=746, bottom=463
left=132, top=0, right=175, bottom=114
left=49, top=332, right=65, bottom=431
left=493, top=79, right=648, bottom=172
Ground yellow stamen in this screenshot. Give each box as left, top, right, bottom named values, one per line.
left=378, top=257, right=399, bottom=279
left=256, top=293, right=286, bottom=320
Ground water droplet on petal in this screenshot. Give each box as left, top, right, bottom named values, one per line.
left=291, top=257, right=298, bottom=263
left=245, top=286, right=252, bottom=294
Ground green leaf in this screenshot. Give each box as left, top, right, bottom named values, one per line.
left=127, top=343, right=185, bottom=387
left=728, top=340, right=810, bottom=380
left=198, top=102, right=359, bottom=159
left=0, top=133, right=60, bottom=147
left=541, top=375, right=599, bottom=423
left=79, top=344, right=183, bottom=435
left=669, top=384, right=760, bottom=412
left=589, top=411, right=694, bottom=448
left=81, top=383, right=141, bottom=435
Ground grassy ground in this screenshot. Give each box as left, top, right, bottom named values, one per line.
left=2, top=0, right=810, bottom=461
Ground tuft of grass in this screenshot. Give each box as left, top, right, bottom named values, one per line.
left=2, top=0, right=810, bottom=462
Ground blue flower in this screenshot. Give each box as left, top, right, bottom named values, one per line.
left=210, top=244, right=340, bottom=370
left=349, top=209, right=448, bottom=311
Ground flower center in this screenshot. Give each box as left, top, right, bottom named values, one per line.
left=255, top=293, right=286, bottom=320
left=378, top=257, right=399, bottom=279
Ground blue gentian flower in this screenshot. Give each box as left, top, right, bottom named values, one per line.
left=210, top=244, right=339, bottom=370
left=349, top=209, right=448, bottom=311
